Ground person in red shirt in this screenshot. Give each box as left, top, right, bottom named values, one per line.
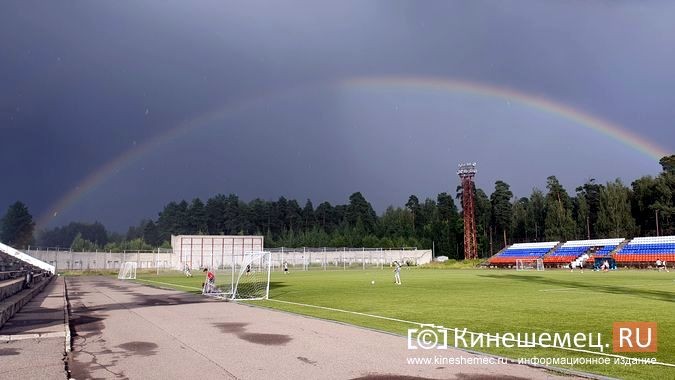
left=203, top=268, right=216, bottom=293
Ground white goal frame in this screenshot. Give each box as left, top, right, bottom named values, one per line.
left=118, top=262, right=137, bottom=279
left=202, top=251, right=272, bottom=301
left=515, top=259, right=544, bottom=271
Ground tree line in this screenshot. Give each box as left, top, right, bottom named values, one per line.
left=2, top=155, right=673, bottom=259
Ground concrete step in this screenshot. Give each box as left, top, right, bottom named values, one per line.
left=0, top=276, right=67, bottom=380
left=0, top=275, right=53, bottom=328
left=0, top=278, right=25, bottom=303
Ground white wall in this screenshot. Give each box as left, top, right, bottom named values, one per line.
left=23, top=247, right=433, bottom=271
left=23, top=249, right=174, bottom=272
left=171, top=235, right=264, bottom=269
left=267, top=248, right=433, bottom=269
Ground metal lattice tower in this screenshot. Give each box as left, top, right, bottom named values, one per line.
left=457, top=163, right=478, bottom=260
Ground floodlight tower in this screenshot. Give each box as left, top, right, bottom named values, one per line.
left=457, top=163, right=478, bottom=260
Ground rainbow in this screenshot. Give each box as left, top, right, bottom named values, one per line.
left=37, top=75, right=670, bottom=228
left=34, top=90, right=289, bottom=228
left=343, top=76, right=668, bottom=161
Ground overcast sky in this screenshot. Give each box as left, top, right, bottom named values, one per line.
left=1, top=1, right=674, bottom=232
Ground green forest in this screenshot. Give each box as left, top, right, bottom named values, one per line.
left=2, top=155, right=673, bottom=259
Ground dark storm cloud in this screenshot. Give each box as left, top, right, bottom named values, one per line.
left=1, top=1, right=674, bottom=231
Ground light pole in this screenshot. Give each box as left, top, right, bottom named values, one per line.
left=457, top=162, right=478, bottom=260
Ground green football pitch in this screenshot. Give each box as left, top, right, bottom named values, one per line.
left=135, top=268, right=675, bottom=379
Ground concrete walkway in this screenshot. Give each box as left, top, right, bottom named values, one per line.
left=65, top=276, right=579, bottom=380
left=0, top=276, right=68, bottom=379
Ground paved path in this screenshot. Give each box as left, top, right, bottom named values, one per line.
left=0, top=276, right=68, bottom=379
left=65, top=276, right=581, bottom=380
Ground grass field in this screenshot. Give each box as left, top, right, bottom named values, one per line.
left=135, top=267, right=675, bottom=379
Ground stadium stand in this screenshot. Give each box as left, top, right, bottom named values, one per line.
left=485, top=236, right=675, bottom=268
left=615, top=236, right=675, bottom=264
left=488, top=241, right=559, bottom=265
left=544, top=238, right=625, bottom=264
left=0, top=242, right=55, bottom=328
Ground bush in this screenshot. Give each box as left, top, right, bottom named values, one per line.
left=420, top=259, right=483, bottom=269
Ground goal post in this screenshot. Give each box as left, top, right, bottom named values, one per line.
left=515, top=259, right=544, bottom=271
left=232, top=251, right=272, bottom=300
left=202, top=251, right=271, bottom=300
left=118, top=262, right=137, bottom=279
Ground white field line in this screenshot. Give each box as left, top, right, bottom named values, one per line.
left=538, top=288, right=578, bottom=292
left=133, top=277, right=675, bottom=368
left=267, top=298, right=675, bottom=368
left=269, top=298, right=423, bottom=326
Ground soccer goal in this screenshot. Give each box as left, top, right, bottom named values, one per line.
left=202, top=251, right=271, bottom=301
left=515, top=259, right=544, bottom=271
left=118, top=262, right=137, bottom=279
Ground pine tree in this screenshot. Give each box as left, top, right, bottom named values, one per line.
left=346, top=192, right=377, bottom=233
left=188, top=198, right=208, bottom=234
left=596, top=179, right=637, bottom=238
left=405, top=195, right=421, bottom=232
left=0, top=201, right=35, bottom=248
left=490, top=180, right=513, bottom=247
left=544, top=176, right=576, bottom=241
left=302, top=199, right=315, bottom=231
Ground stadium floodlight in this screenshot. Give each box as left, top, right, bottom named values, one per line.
left=458, top=162, right=478, bottom=260
left=456, top=162, right=477, bottom=176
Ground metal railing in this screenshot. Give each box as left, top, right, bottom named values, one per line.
left=25, top=246, right=173, bottom=254
left=267, top=246, right=418, bottom=253
left=266, top=247, right=430, bottom=271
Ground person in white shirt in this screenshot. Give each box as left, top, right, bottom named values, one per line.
left=393, top=261, right=402, bottom=285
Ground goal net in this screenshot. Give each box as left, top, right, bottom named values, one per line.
left=515, top=259, right=544, bottom=271
left=202, top=251, right=271, bottom=300
left=118, top=262, right=137, bottom=279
